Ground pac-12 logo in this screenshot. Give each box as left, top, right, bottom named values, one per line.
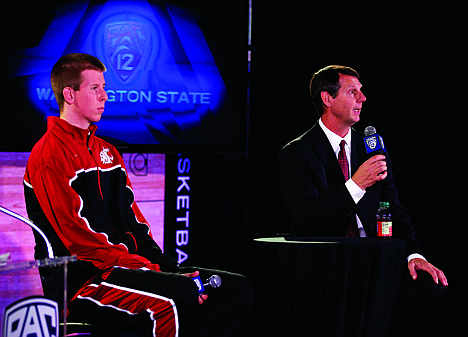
left=105, top=17, right=150, bottom=82
left=3, top=296, right=59, bottom=337
left=366, top=136, right=377, bottom=150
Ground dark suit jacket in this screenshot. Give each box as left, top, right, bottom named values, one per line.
left=279, top=122, right=423, bottom=256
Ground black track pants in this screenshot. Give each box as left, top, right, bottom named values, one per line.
left=67, top=266, right=254, bottom=337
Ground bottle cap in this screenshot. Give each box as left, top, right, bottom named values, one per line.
left=379, top=201, right=390, bottom=208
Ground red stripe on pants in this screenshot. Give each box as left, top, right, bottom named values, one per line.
left=77, top=281, right=179, bottom=337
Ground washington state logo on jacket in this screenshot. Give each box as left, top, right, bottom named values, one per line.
left=100, top=147, right=114, bottom=164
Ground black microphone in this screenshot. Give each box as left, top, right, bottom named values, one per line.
left=363, top=126, right=386, bottom=157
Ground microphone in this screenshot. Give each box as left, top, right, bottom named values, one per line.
left=363, top=126, right=386, bottom=157
left=204, top=275, right=222, bottom=288
left=192, top=275, right=222, bottom=293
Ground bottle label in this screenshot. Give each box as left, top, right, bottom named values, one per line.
left=377, top=221, right=392, bottom=237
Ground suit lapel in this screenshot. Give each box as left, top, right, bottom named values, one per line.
left=307, top=123, right=367, bottom=184
left=308, top=123, right=346, bottom=185
left=351, top=129, right=365, bottom=175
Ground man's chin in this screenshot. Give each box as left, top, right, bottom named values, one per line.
left=92, top=114, right=103, bottom=123
left=350, top=114, right=360, bottom=125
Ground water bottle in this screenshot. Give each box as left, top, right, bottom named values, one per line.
left=376, top=201, right=392, bottom=239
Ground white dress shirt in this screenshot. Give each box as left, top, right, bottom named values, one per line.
left=318, top=119, right=425, bottom=262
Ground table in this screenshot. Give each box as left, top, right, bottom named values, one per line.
left=254, top=237, right=406, bottom=337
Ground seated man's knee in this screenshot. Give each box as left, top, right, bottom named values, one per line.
left=168, top=275, right=200, bottom=305
left=235, top=274, right=255, bottom=303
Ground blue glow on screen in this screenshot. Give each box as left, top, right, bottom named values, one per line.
left=10, top=0, right=232, bottom=146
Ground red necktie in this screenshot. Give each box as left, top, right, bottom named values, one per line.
left=338, top=140, right=349, bottom=180
left=338, top=140, right=359, bottom=237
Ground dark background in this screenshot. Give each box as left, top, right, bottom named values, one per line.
left=4, top=0, right=463, bottom=335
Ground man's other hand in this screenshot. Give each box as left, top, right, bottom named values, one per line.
left=408, top=258, right=448, bottom=286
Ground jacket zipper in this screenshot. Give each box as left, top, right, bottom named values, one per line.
left=87, top=131, right=104, bottom=199
left=87, top=131, right=93, bottom=156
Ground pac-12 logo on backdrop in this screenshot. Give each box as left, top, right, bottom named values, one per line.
left=101, top=13, right=159, bottom=83
left=105, top=20, right=149, bottom=82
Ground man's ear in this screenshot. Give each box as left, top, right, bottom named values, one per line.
left=63, top=87, right=74, bottom=106
left=320, top=91, right=333, bottom=108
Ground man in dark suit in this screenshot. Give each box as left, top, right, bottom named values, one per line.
left=279, top=65, right=447, bottom=336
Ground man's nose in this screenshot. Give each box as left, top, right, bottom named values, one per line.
left=358, top=91, right=366, bottom=103
left=101, top=89, right=108, bottom=102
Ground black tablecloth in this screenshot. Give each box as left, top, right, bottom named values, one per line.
left=254, top=237, right=406, bottom=337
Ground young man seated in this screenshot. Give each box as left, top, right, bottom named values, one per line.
left=24, top=53, right=254, bottom=336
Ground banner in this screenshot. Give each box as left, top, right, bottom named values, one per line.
left=164, top=154, right=192, bottom=265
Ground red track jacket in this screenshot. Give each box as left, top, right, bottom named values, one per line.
left=24, top=117, right=177, bottom=304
